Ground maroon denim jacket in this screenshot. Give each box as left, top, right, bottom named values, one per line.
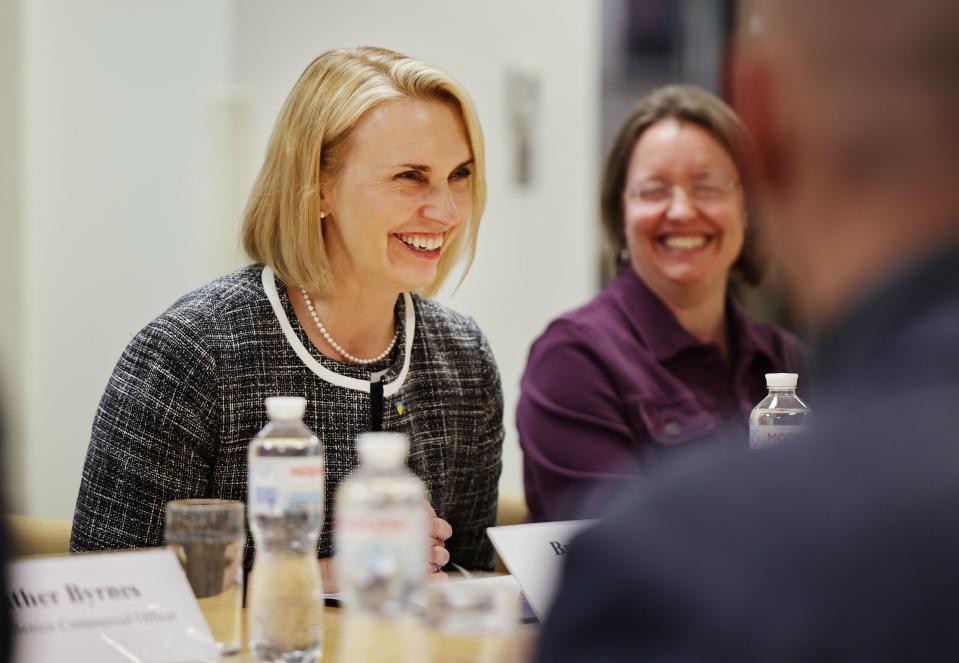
left=517, top=268, right=807, bottom=522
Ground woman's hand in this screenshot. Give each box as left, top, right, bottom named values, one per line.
left=426, top=501, right=452, bottom=577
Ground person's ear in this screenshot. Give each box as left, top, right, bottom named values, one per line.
left=732, top=51, right=793, bottom=198
left=318, top=170, right=332, bottom=220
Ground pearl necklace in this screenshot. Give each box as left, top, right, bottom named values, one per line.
left=300, top=288, right=399, bottom=365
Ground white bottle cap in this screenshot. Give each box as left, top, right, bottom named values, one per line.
left=265, top=396, right=307, bottom=420
left=357, top=432, right=409, bottom=466
left=765, top=373, right=798, bottom=388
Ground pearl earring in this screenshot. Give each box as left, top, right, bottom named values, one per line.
left=320, top=211, right=328, bottom=220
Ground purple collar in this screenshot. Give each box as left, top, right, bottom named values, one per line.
left=608, top=267, right=778, bottom=363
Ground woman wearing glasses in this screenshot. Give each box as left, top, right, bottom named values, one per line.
left=518, top=85, right=805, bottom=522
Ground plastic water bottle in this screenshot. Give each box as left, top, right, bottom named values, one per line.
left=248, top=396, right=325, bottom=663
left=749, top=373, right=812, bottom=450
left=334, top=432, right=427, bottom=615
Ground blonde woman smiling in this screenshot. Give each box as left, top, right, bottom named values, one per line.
left=71, top=47, right=503, bottom=586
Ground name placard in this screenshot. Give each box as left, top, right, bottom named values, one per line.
left=9, top=548, right=219, bottom=663
left=486, top=519, right=595, bottom=620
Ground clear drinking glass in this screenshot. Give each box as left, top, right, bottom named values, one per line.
left=165, top=499, right=245, bottom=656
left=424, top=579, right=520, bottom=663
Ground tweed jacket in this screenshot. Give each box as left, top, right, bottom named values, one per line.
left=70, top=264, right=503, bottom=572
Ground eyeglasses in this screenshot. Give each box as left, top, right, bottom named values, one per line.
left=624, top=175, right=740, bottom=205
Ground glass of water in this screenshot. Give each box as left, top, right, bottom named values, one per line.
left=165, top=499, right=245, bottom=656
left=424, top=578, right=520, bottom=663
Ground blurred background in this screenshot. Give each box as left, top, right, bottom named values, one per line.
left=0, top=0, right=755, bottom=518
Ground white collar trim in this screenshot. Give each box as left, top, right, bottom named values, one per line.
left=261, top=265, right=414, bottom=396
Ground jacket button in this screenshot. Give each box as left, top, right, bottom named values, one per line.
left=664, top=421, right=682, bottom=437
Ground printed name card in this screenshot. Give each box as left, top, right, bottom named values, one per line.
left=8, top=548, right=219, bottom=663
left=486, top=519, right=595, bottom=620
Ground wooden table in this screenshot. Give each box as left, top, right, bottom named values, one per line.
left=226, top=606, right=537, bottom=662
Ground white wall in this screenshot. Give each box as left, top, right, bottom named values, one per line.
left=5, top=0, right=601, bottom=516
left=0, top=0, right=24, bottom=511
left=14, top=0, right=233, bottom=517
left=234, top=0, right=602, bottom=499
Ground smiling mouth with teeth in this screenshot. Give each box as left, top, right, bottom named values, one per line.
left=660, top=235, right=710, bottom=251
left=395, top=232, right=445, bottom=258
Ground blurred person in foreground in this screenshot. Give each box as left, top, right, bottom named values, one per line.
left=537, top=0, right=959, bottom=660
left=517, top=85, right=805, bottom=523
left=71, top=47, right=503, bottom=588
left=0, top=394, right=11, bottom=663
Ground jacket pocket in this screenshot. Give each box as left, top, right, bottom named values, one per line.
left=635, top=395, right=719, bottom=445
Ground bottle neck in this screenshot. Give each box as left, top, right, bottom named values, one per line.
left=767, top=387, right=797, bottom=395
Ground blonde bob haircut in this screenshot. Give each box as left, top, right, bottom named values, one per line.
left=242, top=46, right=486, bottom=298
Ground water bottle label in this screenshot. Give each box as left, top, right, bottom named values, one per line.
left=750, top=424, right=806, bottom=450
left=335, top=507, right=426, bottom=586
left=250, top=458, right=325, bottom=514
